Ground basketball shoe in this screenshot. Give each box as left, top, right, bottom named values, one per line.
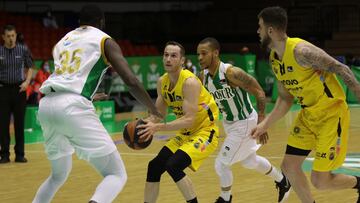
left=275, top=173, right=291, bottom=203
left=214, top=195, right=232, bottom=203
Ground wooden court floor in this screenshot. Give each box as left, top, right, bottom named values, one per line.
left=0, top=108, right=359, bottom=203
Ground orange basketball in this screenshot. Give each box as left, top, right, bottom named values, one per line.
left=123, top=119, right=153, bottom=150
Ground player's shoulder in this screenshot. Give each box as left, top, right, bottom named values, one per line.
left=221, top=62, right=234, bottom=73
left=183, top=76, right=200, bottom=89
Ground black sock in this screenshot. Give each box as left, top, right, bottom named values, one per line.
left=353, top=176, right=360, bottom=189
left=89, top=201, right=97, bottom=203
left=187, top=197, right=198, bottom=203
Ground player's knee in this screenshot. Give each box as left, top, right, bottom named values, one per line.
left=310, top=172, right=330, bottom=190
left=240, top=154, right=258, bottom=169
left=165, top=159, right=185, bottom=182
left=51, top=170, right=70, bottom=184
left=281, top=160, right=300, bottom=176
left=214, top=158, right=228, bottom=176
left=147, top=157, right=165, bottom=182
left=310, top=177, right=328, bottom=190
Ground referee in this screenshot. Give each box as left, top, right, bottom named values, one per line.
left=0, top=24, right=33, bottom=163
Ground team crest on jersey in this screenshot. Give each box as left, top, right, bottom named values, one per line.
left=175, top=95, right=182, bottom=101
left=63, top=41, right=71, bottom=46
left=293, top=126, right=300, bottom=134
left=200, top=141, right=210, bottom=152
left=287, top=66, right=293, bottom=72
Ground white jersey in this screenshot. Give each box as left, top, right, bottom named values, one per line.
left=203, top=62, right=254, bottom=121
left=40, top=26, right=111, bottom=100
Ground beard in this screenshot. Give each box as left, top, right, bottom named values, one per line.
left=260, top=34, right=271, bottom=49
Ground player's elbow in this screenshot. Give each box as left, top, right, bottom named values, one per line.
left=255, top=89, right=265, bottom=99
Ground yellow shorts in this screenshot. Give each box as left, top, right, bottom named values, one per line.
left=165, top=126, right=218, bottom=171
left=288, top=101, right=349, bottom=172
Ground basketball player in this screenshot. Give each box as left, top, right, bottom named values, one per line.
left=32, top=5, right=161, bottom=203
left=197, top=37, right=290, bottom=203
left=138, top=41, right=219, bottom=203
left=251, top=6, right=360, bottom=203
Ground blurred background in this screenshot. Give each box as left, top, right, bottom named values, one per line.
left=1, top=0, right=360, bottom=118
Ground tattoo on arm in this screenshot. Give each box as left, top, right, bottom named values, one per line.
left=295, top=42, right=335, bottom=70
left=232, top=68, right=266, bottom=115
left=294, top=42, right=360, bottom=101
left=256, top=94, right=266, bottom=116
left=233, top=68, right=253, bottom=85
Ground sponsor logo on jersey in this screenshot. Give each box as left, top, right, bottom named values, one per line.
left=281, top=79, right=299, bottom=86
left=211, top=87, right=235, bottom=101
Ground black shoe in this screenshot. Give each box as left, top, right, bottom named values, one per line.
left=275, top=174, right=291, bottom=203
left=0, top=157, right=10, bottom=164
left=214, top=195, right=232, bottom=203
left=15, top=157, right=28, bottom=163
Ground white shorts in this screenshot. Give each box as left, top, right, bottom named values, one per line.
left=38, top=92, right=117, bottom=161
left=217, top=111, right=260, bottom=165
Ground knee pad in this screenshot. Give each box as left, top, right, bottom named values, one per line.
left=214, top=158, right=229, bottom=176
left=165, top=159, right=186, bottom=182
left=147, top=156, right=167, bottom=182
left=165, top=150, right=191, bottom=182
left=214, top=158, right=233, bottom=187
left=240, top=153, right=259, bottom=169
left=51, top=170, right=70, bottom=184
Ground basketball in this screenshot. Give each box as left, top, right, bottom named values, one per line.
left=123, top=119, right=153, bottom=150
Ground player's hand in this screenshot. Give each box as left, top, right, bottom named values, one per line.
left=19, top=80, right=29, bottom=92
left=250, top=121, right=268, bottom=141
left=255, top=114, right=269, bottom=144
left=149, top=109, right=165, bottom=123
left=257, top=132, right=269, bottom=145
left=137, top=120, right=158, bottom=142
left=93, top=93, right=109, bottom=101
left=144, top=114, right=161, bottom=123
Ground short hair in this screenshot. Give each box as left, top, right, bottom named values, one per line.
left=199, top=37, right=220, bottom=51
left=258, top=6, right=287, bottom=32
left=79, top=4, right=104, bottom=26
left=165, top=41, right=185, bottom=57
left=3, top=24, right=16, bottom=34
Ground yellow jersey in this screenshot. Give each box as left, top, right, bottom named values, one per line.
left=270, top=37, right=346, bottom=109
left=161, top=69, right=219, bottom=135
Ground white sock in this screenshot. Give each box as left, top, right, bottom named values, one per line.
left=266, top=165, right=283, bottom=182
left=89, top=151, right=127, bottom=203
left=241, top=154, right=283, bottom=182
left=176, top=176, right=197, bottom=201
left=32, top=155, right=72, bottom=203
left=221, top=190, right=231, bottom=201
left=144, top=182, right=160, bottom=203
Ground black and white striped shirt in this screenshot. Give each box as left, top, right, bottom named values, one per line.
left=0, top=44, right=33, bottom=84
